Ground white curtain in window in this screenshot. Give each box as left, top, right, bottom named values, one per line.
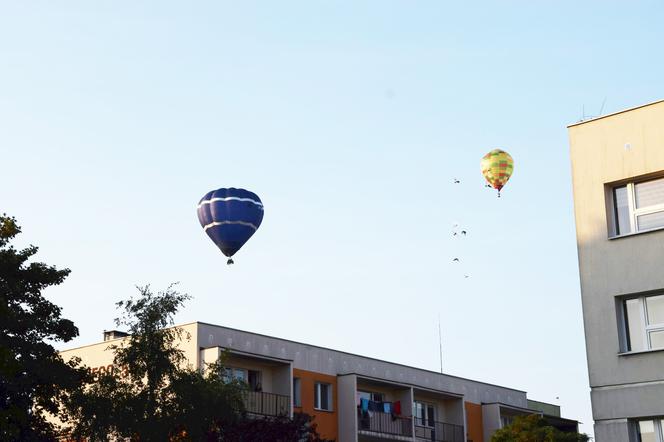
left=637, top=211, right=664, bottom=231
left=635, top=177, right=664, bottom=208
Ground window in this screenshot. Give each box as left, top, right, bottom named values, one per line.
left=222, top=367, right=247, bottom=383
left=293, top=378, right=301, bottom=407
left=222, top=367, right=262, bottom=390
left=610, top=177, right=664, bottom=237
left=500, top=415, right=516, bottom=428
left=248, top=369, right=262, bottom=391
left=622, top=294, right=664, bottom=352
left=636, top=418, right=664, bottom=442
left=357, top=391, right=384, bottom=403
left=413, top=401, right=436, bottom=427
left=314, top=382, right=332, bottom=411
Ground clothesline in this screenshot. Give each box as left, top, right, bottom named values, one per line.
left=358, top=398, right=402, bottom=415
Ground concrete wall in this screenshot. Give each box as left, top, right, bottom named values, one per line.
left=569, top=100, right=664, bottom=436
left=337, top=374, right=358, bottom=442
left=357, top=381, right=410, bottom=404
left=481, top=403, right=501, bottom=442
left=197, top=322, right=528, bottom=408
left=413, top=389, right=464, bottom=425
left=594, top=419, right=633, bottom=442
left=272, top=364, right=292, bottom=398
left=526, top=399, right=560, bottom=417
left=397, top=387, right=414, bottom=418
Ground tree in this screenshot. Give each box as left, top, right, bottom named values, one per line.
left=166, top=361, right=246, bottom=441
left=65, top=284, right=246, bottom=441
left=0, top=214, right=86, bottom=441
left=65, top=284, right=330, bottom=441
left=491, top=414, right=589, bottom=442
left=221, top=412, right=329, bottom=442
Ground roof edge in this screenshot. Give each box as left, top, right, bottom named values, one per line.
left=195, top=321, right=528, bottom=394
left=567, top=98, right=664, bottom=128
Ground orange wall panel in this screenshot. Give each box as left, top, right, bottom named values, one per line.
left=293, top=368, right=338, bottom=441
left=465, top=401, right=483, bottom=442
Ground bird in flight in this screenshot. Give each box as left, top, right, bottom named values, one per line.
left=453, top=178, right=461, bottom=184
left=452, top=258, right=460, bottom=262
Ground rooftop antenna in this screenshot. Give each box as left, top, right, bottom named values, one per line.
left=438, top=314, right=443, bottom=374
left=598, top=97, right=607, bottom=116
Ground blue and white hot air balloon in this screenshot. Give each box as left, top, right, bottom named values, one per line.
left=197, top=188, right=264, bottom=264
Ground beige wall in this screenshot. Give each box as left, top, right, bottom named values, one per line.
left=568, top=100, right=664, bottom=437
left=60, top=323, right=200, bottom=375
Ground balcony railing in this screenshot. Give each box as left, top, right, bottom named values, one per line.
left=243, top=391, right=290, bottom=417
left=414, top=418, right=464, bottom=442
left=358, top=409, right=413, bottom=437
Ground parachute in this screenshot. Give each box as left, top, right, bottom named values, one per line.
left=197, top=188, right=264, bottom=264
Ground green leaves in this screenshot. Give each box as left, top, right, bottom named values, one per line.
left=0, top=215, right=86, bottom=441
left=66, top=285, right=196, bottom=441
left=491, top=414, right=589, bottom=442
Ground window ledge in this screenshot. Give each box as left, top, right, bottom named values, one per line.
left=313, top=408, right=334, bottom=413
left=618, top=347, right=664, bottom=356
left=609, top=226, right=664, bottom=240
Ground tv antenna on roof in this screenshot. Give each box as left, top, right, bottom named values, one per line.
left=438, top=314, right=443, bottom=374
left=598, top=97, right=607, bottom=116
left=578, top=98, right=608, bottom=122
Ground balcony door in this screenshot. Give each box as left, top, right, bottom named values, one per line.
left=414, top=401, right=435, bottom=427
left=223, top=367, right=262, bottom=391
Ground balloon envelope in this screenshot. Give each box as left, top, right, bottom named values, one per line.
left=197, top=188, right=264, bottom=259
left=481, top=149, right=514, bottom=192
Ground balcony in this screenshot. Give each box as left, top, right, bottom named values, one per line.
left=414, top=418, right=464, bottom=442
left=243, top=391, right=290, bottom=417
left=358, top=409, right=413, bottom=440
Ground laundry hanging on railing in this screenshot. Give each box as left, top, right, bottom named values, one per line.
left=357, top=398, right=402, bottom=416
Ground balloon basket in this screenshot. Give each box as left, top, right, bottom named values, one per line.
left=227, top=258, right=234, bottom=265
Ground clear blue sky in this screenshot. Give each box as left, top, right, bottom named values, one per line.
left=2, top=1, right=664, bottom=436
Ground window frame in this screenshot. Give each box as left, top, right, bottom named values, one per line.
left=222, top=366, right=248, bottom=383
left=357, top=390, right=384, bottom=403
left=635, top=418, right=664, bottom=442
left=293, top=377, right=301, bottom=408
left=413, top=400, right=436, bottom=428
left=620, top=293, right=664, bottom=353
left=608, top=177, right=664, bottom=238
left=500, top=415, right=516, bottom=429
left=314, top=382, right=332, bottom=411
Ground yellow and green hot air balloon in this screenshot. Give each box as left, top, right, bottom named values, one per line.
left=481, top=149, right=514, bottom=196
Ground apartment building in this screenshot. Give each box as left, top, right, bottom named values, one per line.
left=61, top=321, right=578, bottom=441
left=568, top=99, right=664, bottom=441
